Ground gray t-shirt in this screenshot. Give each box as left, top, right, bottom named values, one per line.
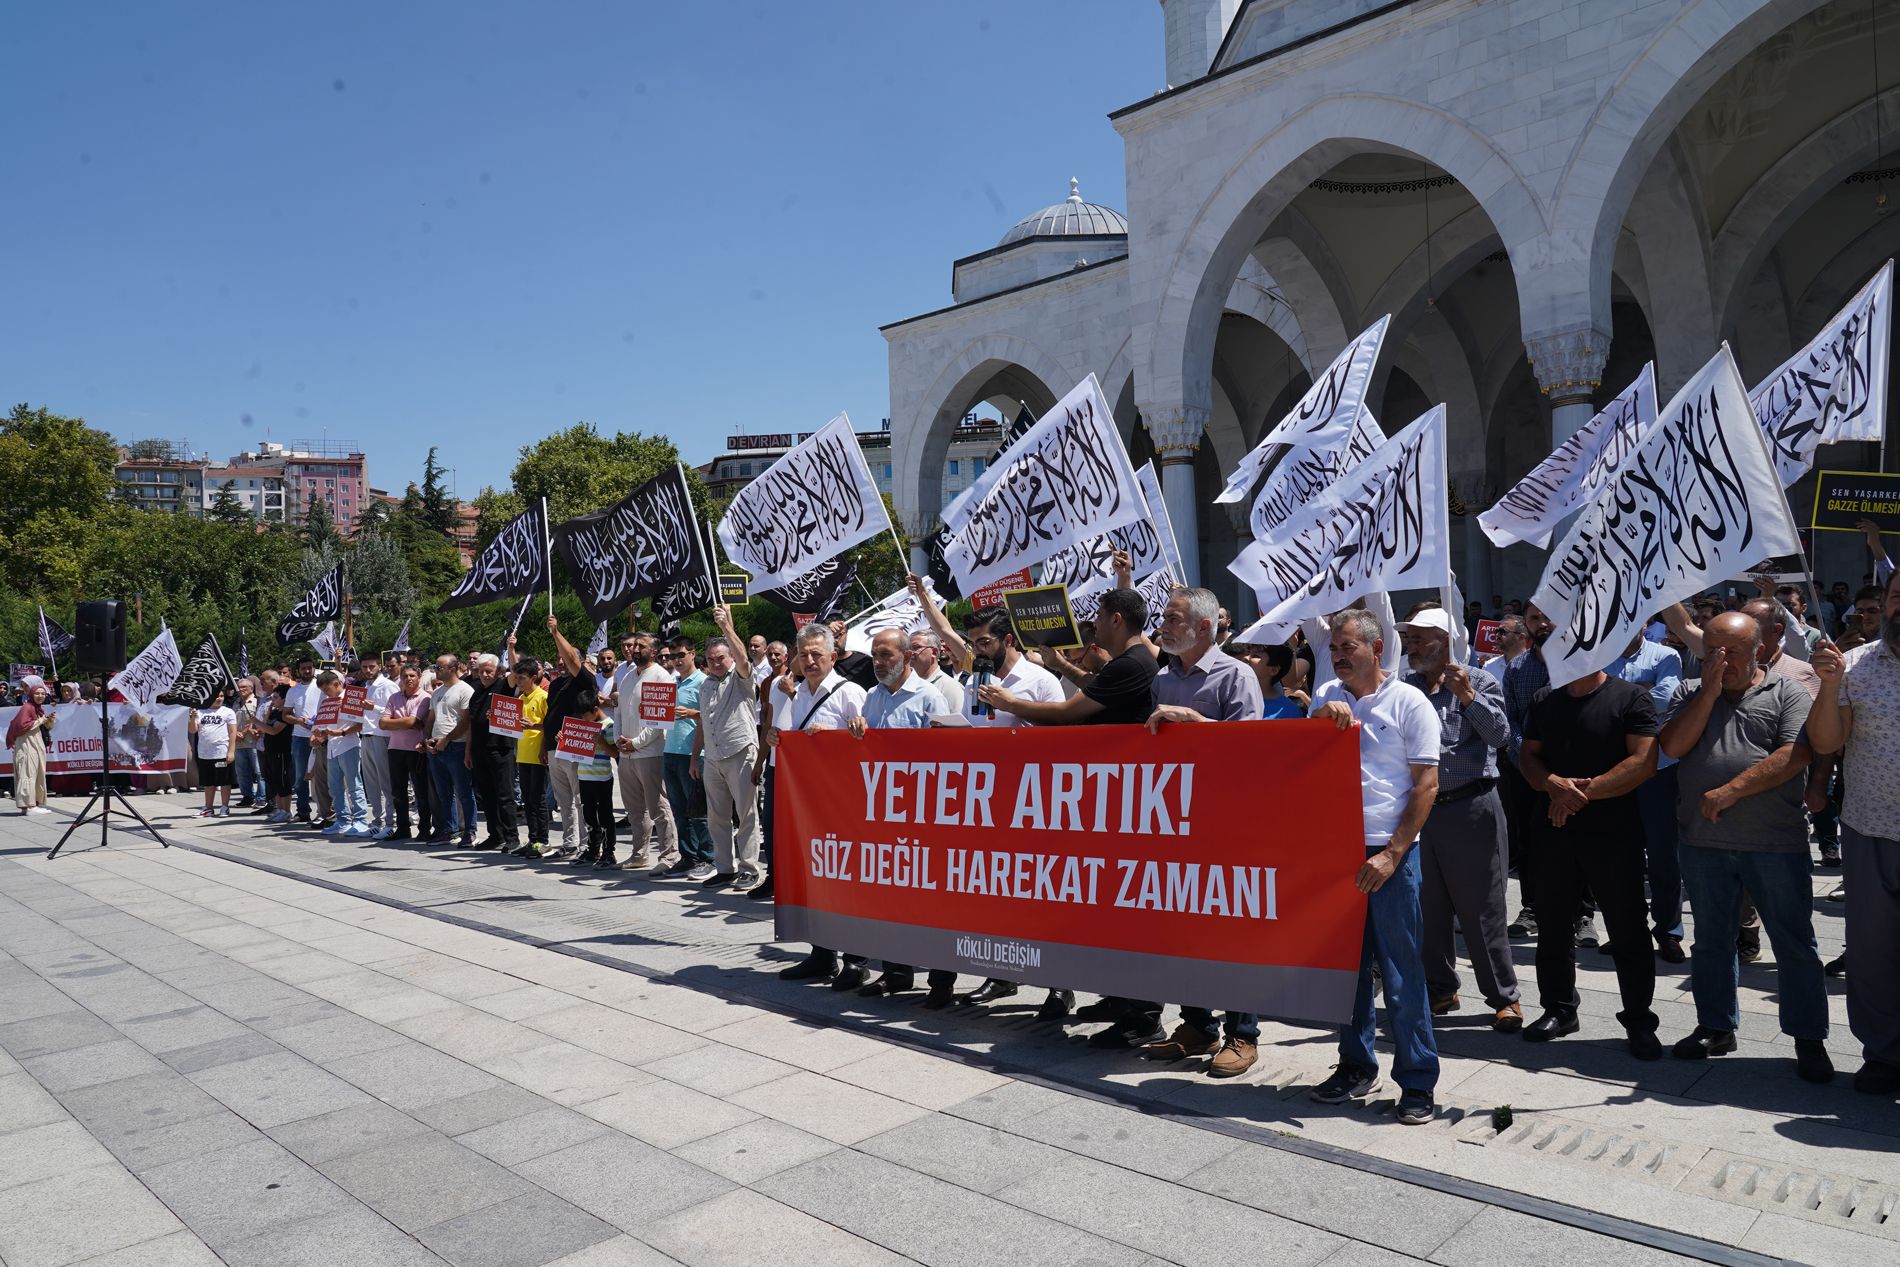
left=1665, top=673, right=1812, bottom=852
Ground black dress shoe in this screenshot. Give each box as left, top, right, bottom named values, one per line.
left=858, top=973, right=914, bottom=997
left=922, top=985, right=956, bottom=1010
left=1853, top=1059, right=1900, bottom=1095
left=571, top=851, right=598, bottom=867
left=1655, top=934, right=1686, bottom=964
left=701, top=871, right=738, bottom=889
left=1825, top=954, right=1846, bottom=977
left=961, top=979, right=1019, bottom=1005
left=830, top=963, right=871, bottom=992
left=1073, top=997, right=1128, bottom=1022
left=778, top=953, right=836, bottom=982
left=1524, top=1012, right=1579, bottom=1042
left=1795, top=1038, right=1834, bottom=1083
left=1626, top=1028, right=1663, bottom=1061
left=1671, top=1026, right=1737, bottom=1060
left=746, top=880, right=775, bottom=902
left=1036, top=989, right=1075, bottom=1020
left=1088, top=1019, right=1168, bottom=1049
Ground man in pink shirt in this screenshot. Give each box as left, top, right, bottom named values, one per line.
left=378, top=665, right=433, bottom=841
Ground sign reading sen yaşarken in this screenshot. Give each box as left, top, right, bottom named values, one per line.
left=1001, top=584, right=1081, bottom=651
left=1812, top=469, right=1900, bottom=534
left=772, top=722, right=1370, bottom=1025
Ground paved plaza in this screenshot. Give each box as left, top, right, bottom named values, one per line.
left=0, top=801, right=1895, bottom=1266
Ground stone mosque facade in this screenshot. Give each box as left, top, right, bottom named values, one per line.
left=881, top=0, right=1900, bottom=617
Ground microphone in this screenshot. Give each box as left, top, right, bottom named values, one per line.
left=970, top=655, right=995, bottom=719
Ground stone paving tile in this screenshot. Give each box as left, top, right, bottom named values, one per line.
left=138, top=1136, right=360, bottom=1250
left=0, top=1068, right=81, bottom=1135
left=1425, top=1206, right=1706, bottom=1266
left=727, top=1070, right=930, bottom=1145
left=668, top=1117, right=841, bottom=1185
left=855, top=1113, right=1073, bottom=1196
left=414, top=1188, right=621, bottom=1267
left=997, top=1150, right=1348, bottom=1264
left=758, top=1148, right=1151, bottom=1266
left=453, top=1105, right=611, bottom=1167
left=315, top=1132, right=534, bottom=1233
left=699, top=1011, right=889, bottom=1073
left=115, top=1004, right=253, bottom=1055
left=0, top=1118, right=117, bottom=1190
left=514, top=1133, right=734, bottom=1231
left=999, top=1094, right=1247, bottom=1181
left=268, top=1011, right=410, bottom=1063
left=643, top=1188, right=910, bottom=1267
left=20, top=1037, right=170, bottom=1092
left=576, top=1082, right=758, bottom=1149
left=0, top=1161, right=187, bottom=1267
left=218, top=1205, right=449, bottom=1267
left=324, top=1041, right=504, bottom=1110
left=826, top=1045, right=1011, bottom=1110
left=70, top=1228, right=229, bottom=1266
left=474, top=1041, right=653, bottom=1106
left=524, top=1002, right=706, bottom=1065
left=266, top=1100, right=435, bottom=1166
left=0, top=1008, right=124, bottom=1059
left=157, top=1030, right=287, bottom=1076
left=537, top=1236, right=682, bottom=1266
left=408, top=1083, right=550, bottom=1136
left=637, top=1040, right=796, bottom=1098
left=1177, top=1134, right=1483, bottom=1259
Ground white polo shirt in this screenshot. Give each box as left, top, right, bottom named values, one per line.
left=1311, top=672, right=1440, bottom=848
left=967, top=656, right=1060, bottom=727
left=772, top=670, right=865, bottom=767
left=286, top=681, right=322, bottom=740
left=361, top=674, right=397, bottom=739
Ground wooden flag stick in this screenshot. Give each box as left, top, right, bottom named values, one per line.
left=541, top=496, right=554, bottom=619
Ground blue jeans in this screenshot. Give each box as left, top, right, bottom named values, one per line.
left=291, top=736, right=312, bottom=816
left=428, top=742, right=476, bottom=839
left=663, top=753, right=713, bottom=866
left=326, top=745, right=367, bottom=829
left=235, top=747, right=263, bottom=803
left=1637, top=765, right=1683, bottom=938
left=1679, top=846, right=1827, bottom=1039
left=1338, top=847, right=1440, bottom=1093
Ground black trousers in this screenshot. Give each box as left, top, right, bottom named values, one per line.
left=1499, top=758, right=1540, bottom=913
left=389, top=748, right=432, bottom=837
left=580, top=779, right=616, bottom=857
left=1529, top=825, right=1656, bottom=1030
left=473, top=743, right=518, bottom=845
left=517, top=762, right=549, bottom=844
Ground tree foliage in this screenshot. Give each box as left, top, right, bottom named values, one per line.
left=209, top=480, right=247, bottom=525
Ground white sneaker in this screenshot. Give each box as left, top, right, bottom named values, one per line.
left=216, top=806, right=231, bottom=818
left=24, top=806, right=52, bottom=816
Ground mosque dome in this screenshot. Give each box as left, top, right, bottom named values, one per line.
left=998, top=178, right=1128, bottom=246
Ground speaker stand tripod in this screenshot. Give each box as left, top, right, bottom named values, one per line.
left=47, top=694, right=170, bottom=860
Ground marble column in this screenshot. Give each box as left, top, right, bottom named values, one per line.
left=1524, top=323, right=1611, bottom=448
left=1142, top=405, right=1210, bottom=586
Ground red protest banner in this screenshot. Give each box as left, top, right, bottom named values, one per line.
left=638, top=680, right=678, bottom=728
left=553, top=717, right=600, bottom=762
left=970, top=569, right=1032, bottom=610
left=313, top=697, right=341, bottom=727
left=341, top=686, right=368, bottom=719
left=773, top=721, right=1368, bottom=1024
left=1474, top=619, right=1502, bottom=656
left=791, top=613, right=815, bottom=630
left=487, top=694, right=525, bottom=739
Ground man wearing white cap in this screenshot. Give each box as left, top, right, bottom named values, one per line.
left=1399, top=609, right=1522, bottom=1032
left=7, top=676, right=55, bottom=814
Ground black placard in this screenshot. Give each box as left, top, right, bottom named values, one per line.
left=719, top=575, right=750, bottom=605
left=1001, top=584, right=1082, bottom=651
left=1812, top=470, right=1900, bottom=533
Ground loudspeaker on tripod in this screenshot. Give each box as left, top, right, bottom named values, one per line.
left=75, top=601, right=128, bottom=673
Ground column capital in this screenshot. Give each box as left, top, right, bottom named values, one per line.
left=1523, top=323, right=1611, bottom=406
left=1140, top=405, right=1211, bottom=463
left=896, top=506, right=938, bottom=540
left=1218, top=500, right=1253, bottom=534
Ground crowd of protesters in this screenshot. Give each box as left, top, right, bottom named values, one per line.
left=7, top=522, right=1900, bottom=1116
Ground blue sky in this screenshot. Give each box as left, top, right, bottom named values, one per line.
left=6, top=2, right=1162, bottom=499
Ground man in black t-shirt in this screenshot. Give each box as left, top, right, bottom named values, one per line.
left=1518, top=669, right=1662, bottom=1058
left=977, top=588, right=1158, bottom=726
left=825, top=619, right=879, bottom=692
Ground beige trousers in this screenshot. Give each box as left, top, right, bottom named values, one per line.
left=617, top=755, right=676, bottom=861
left=702, top=749, right=760, bottom=876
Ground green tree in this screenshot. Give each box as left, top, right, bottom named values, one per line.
left=300, top=495, right=336, bottom=549
left=0, top=404, right=121, bottom=589
left=209, top=480, right=248, bottom=526
left=125, top=438, right=174, bottom=460
left=471, top=484, right=526, bottom=548
left=506, top=423, right=707, bottom=524
left=420, top=447, right=457, bottom=535
left=355, top=493, right=391, bottom=534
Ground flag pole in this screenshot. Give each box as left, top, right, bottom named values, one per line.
left=1725, top=343, right=1829, bottom=629
left=541, top=496, right=554, bottom=619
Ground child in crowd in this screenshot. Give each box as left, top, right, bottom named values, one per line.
left=576, top=704, right=618, bottom=869
left=189, top=690, right=239, bottom=818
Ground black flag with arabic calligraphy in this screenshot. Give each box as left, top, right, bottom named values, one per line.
left=159, top=631, right=235, bottom=708
left=441, top=502, right=548, bottom=612
left=553, top=466, right=703, bottom=623
left=654, top=517, right=720, bottom=627
left=278, top=564, right=343, bottom=646
left=754, top=556, right=859, bottom=616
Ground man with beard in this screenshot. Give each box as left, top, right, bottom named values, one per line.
left=844, top=628, right=952, bottom=998
left=614, top=631, right=678, bottom=871
left=1604, top=627, right=1688, bottom=963
left=1807, top=578, right=1900, bottom=1097
left=284, top=657, right=330, bottom=824
left=697, top=608, right=763, bottom=891
left=908, top=631, right=964, bottom=715
left=1518, top=645, right=1662, bottom=1060
left=356, top=653, right=398, bottom=838
left=1500, top=604, right=1554, bottom=938
left=1308, top=607, right=1441, bottom=1124
left=774, top=625, right=868, bottom=984
left=463, top=654, right=519, bottom=851
left=1661, top=612, right=1828, bottom=1081
left=1398, top=609, right=1522, bottom=1032
left=534, top=616, right=600, bottom=861
left=1113, top=588, right=1263, bottom=1074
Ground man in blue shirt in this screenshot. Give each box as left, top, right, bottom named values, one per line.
left=1604, top=629, right=1686, bottom=961
left=658, top=638, right=714, bottom=880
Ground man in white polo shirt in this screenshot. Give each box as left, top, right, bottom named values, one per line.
left=1308, top=606, right=1442, bottom=1126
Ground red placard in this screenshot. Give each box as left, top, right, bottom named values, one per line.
left=487, top=694, right=525, bottom=739
left=553, top=717, right=600, bottom=762
left=773, top=720, right=1368, bottom=1024
left=638, top=680, right=678, bottom=728
left=341, top=685, right=368, bottom=719
left=791, top=613, right=815, bottom=630
left=970, top=569, right=1032, bottom=610
left=1474, top=619, right=1502, bottom=656
left=313, top=697, right=341, bottom=727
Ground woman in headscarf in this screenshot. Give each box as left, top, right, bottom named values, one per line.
left=8, top=676, right=56, bottom=815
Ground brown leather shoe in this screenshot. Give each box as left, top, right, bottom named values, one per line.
left=1139, top=1022, right=1219, bottom=1061
left=1208, top=1037, right=1258, bottom=1078
left=1430, top=992, right=1459, bottom=1016
left=1492, top=1002, right=1524, bottom=1033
